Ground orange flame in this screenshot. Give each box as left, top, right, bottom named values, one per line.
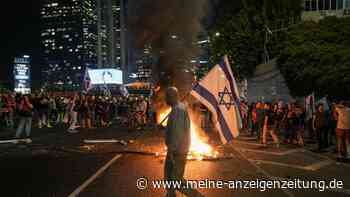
left=157, top=108, right=214, bottom=160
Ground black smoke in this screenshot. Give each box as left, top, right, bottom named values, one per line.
left=128, top=0, right=209, bottom=93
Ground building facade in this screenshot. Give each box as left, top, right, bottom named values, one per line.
left=303, top=0, right=350, bottom=20
left=96, top=0, right=122, bottom=69
left=41, top=0, right=97, bottom=90
left=134, top=45, right=152, bottom=82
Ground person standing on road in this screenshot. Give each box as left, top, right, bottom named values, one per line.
left=67, top=96, right=79, bottom=133
left=256, top=102, right=265, bottom=143
left=248, top=102, right=256, bottom=136
left=334, top=101, right=350, bottom=161
left=38, top=94, right=51, bottom=128
left=313, top=103, right=330, bottom=152
left=262, top=103, right=280, bottom=148
left=15, top=95, right=33, bottom=139
left=285, top=103, right=297, bottom=144
left=164, top=87, right=203, bottom=197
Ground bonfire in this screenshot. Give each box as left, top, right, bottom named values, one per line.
left=157, top=108, right=218, bottom=160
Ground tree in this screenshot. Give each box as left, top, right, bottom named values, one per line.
left=277, top=17, right=350, bottom=98
left=210, top=0, right=302, bottom=80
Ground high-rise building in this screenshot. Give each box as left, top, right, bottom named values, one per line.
left=134, top=45, right=153, bottom=82
left=303, top=0, right=350, bottom=20
left=96, top=0, right=120, bottom=68
left=14, top=55, right=31, bottom=94
left=41, top=0, right=97, bottom=90
left=96, top=0, right=128, bottom=70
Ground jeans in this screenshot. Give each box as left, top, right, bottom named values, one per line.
left=68, top=111, right=78, bottom=130
left=38, top=113, right=47, bottom=128
left=16, top=117, right=32, bottom=138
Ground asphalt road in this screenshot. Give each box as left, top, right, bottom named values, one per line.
left=0, top=126, right=350, bottom=197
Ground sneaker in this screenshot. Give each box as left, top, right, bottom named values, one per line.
left=67, top=129, right=78, bottom=133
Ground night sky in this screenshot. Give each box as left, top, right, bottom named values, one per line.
left=0, top=0, right=42, bottom=89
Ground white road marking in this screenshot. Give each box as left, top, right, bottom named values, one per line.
left=249, top=159, right=310, bottom=171
left=0, top=138, right=32, bottom=144
left=304, top=160, right=333, bottom=171
left=232, top=147, right=295, bottom=197
left=238, top=147, right=303, bottom=156
left=250, top=159, right=333, bottom=171
left=305, top=149, right=350, bottom=169
left=68, top=154, right=122, bottom=197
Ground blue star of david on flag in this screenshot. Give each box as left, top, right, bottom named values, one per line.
left=190, top=55, right=242, bottom=144
left=218, top=87, right=235, bottom=110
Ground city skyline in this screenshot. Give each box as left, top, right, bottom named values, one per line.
left=41, top=0, right=98, bottom=90
left=0, top=0, right=130, bottom=90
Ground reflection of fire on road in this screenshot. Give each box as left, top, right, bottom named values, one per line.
left=157, top=108, right=218, bottom=160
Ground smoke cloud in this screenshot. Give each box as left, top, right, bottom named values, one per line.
left=128, top=0, right=209, bottom=94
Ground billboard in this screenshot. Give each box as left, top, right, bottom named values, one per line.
left=87, top=69, right=123, bottom=85
left=14, top=56, right=31, bottom=94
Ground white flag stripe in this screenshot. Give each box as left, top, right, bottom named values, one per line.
left=191, top=56, right=242, bottom=144
left=223, top=56, right=240, bottom=101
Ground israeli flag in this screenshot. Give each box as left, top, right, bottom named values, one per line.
left=191, top=56, right=242, bottom=144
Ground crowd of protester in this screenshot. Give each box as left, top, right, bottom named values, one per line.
left=0, top=92, right=152, bottom=138
left=242, top=100, right=350, bottom=161
left=1, top=91, right=350, bottom=161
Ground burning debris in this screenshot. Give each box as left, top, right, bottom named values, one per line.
left=157, top=106, right=218, bottom=160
